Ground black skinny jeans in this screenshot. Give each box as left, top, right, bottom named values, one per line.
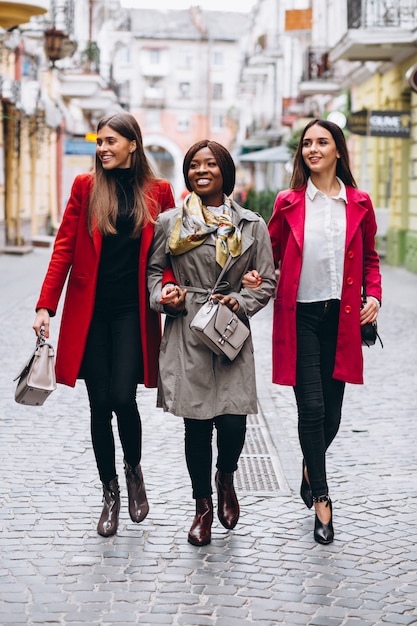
left=82, top=303, right=143, bottom=487
left=184, top=414, right=247, bottom=499
left=294, top=300, right=345, bottom=498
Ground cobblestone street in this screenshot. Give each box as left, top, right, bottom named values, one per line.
left=1, top=247, right=416, bottom=626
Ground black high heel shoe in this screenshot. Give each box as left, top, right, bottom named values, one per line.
left=313, top=495, right=334, bottom=545
left=300, top=459, right=313, bottom=509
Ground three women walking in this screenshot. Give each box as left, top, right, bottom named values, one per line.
left=33, top=113, right=381, bottom=548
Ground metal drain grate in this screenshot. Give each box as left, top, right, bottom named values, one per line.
left=235, top=413, right=283, bottom=495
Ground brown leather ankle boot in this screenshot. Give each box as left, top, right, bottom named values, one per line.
left=188, top=497, right=213, bottom=546
left=215, top=470, right=239, bottom=530
left=97, top=477, right=120, bottom=537
left=124, top=461, right=149, bottom=523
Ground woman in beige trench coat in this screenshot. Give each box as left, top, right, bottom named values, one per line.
left=147, top=140, right=276, bottom=546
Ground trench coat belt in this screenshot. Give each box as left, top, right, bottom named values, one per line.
left=180, top=285, right=208, bottom=294
left=180, top=280, right=231, bottom=300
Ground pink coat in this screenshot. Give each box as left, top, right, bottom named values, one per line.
left=268, top=185, right=382, bottom=386
left=36, top=173, right=175, bottom=388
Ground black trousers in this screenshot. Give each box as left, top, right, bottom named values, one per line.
left=183, top=414, right=247, bottom=499
left=294, top=300, right=345, bottom=498
left=82, top=303, right=143, bottom=487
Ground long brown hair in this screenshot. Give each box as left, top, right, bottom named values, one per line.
left=290, top=118, right=357, bottom=189
left=88, top=112, right=157, bottom=237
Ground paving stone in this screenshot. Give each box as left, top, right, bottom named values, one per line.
left=1, top=252, right=417, bottom=625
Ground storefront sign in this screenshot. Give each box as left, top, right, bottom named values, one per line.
left=347, top=110, right=411, bottom=138
left=346, top=110, right=368, bottom=136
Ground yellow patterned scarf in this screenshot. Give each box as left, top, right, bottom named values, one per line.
left=168, top=192, right=242, bottom=267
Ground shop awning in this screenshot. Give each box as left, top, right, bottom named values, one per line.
left=239, top=145, right=292, bottom=163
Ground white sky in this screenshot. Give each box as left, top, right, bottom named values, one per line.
left=120, top=0, right=256, bottom=12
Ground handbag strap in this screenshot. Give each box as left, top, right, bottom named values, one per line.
left=361, top=225, right=383, bottom=348
left=361, top=225, right=367, bottom=304
left=38, top=327, right=46, bottom=346
left=212, top=254, right=233, bottom=293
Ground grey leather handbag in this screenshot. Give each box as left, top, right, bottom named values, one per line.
left=14, top=329, right=57, bottom=405
left=190, top=298, right=249, bottom=360
left=189, top=256, right=250, bottom=361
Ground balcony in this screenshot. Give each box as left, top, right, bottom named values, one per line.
left=59, top=72, right=108, bottom=98
left=142, top=85, right=165, bottom=108
left=0, top=0, right=48, bottom=29
left=58, top=72, right=121, bottom=131
left=330, top=0, right=417, bottom=64
left=140, top=61, right=169, bottom=78
left=298, top=48, right=341, bottom=96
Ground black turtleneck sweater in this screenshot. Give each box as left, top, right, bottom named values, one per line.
left=95, top=168, right=141, bottom=308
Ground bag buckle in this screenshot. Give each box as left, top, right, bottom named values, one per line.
left=218, top=315, right=238, bottom=345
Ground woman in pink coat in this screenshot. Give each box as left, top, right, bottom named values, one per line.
left=33, top=113, right=175, bottom=538
left=268, top=119, right=382, bottom=544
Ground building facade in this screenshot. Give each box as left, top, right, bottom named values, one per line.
left=108, top=7, right=249, bottom=198
left=2, top=0, right=417, bottom=272
left=240, top=0, right=417, bottom=272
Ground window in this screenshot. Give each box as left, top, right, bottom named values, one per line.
left=177, top=115, right=190, bottom=132
left=179, top=49, right=193, bottom=69
left=145, top=109, right=162, bottom=131
left=211, top=83, right=223, bottom=100
left=179, top=82, right=191, bottom=98
left=213, top=51, right=223, bottom=66
left=149, top=49, right=161, bottom=64
left=212, top=113, right=225, bottom=131
left=117, top=46, right=130, bottom=64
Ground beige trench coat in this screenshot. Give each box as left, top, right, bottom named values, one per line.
left=147, top=200, right=277, bottom=419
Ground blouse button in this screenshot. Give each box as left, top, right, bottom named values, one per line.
left=347, top=276, right=353, bottom=285
left=344, top=305, right=352, bottom=314
left=348, top=250, right=354, bottom=259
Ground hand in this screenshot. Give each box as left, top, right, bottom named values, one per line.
left=160, top=283, right=187, bottom=313
left=242, top=269, right=262, bottom=290
left=360, top=297, right=379, bottom=325
left=212, top=293, right=239, bottom=312
left=33, top=308, right=50, bottom=339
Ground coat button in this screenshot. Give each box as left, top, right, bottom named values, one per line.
left=184, top=279, right=191, bottom=286
left=347, top=276, right=353, bottom=285
left=348, top=250, right=354, bottom=259
left=344, top=305, right=352, bottom=313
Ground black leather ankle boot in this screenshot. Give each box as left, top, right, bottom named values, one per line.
left=215, top=470, right=240, bottom=529
left=97, top=477, right=120, bottom=537
left=188, top=497, right=213, bottom=546
left=124, top=461, right=149, bottom=523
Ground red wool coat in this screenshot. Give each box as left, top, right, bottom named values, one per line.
left=268, top=185, right=382, bottom=386
left=36, top=173, right=175, bottom=388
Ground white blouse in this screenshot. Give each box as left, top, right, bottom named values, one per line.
left=297, top=177, right=347, bottom=303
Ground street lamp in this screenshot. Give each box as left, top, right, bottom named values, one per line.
left=44, top=27, right=66, bottom=65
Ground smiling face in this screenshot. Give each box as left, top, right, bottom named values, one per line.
left=301, top=124, right=340, bottom=177
left=96, top=125, right=136, bottom=170
left=187, top=146, right=224, bottom=206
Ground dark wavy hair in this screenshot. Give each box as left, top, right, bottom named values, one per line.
left=290, top=118, right=357, bottom=189
left=89, top=112, right=157, bottom=236
left=183, top=139, right=236, bottom=197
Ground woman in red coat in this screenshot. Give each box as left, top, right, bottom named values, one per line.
left=33, top=112, right=175, bottom=537
left=268, top=119, right=382, bottom=544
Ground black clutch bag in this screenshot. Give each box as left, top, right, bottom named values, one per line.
left=361, top=320, right=382, bottom=347
left=361, top=230, right=383, bottom=348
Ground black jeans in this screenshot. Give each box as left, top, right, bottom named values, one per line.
left=294, top=300, right=345, bottom=498
left=82, top=303, right=143, bottom=487
left=183, top=414, right=247, bottom=499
